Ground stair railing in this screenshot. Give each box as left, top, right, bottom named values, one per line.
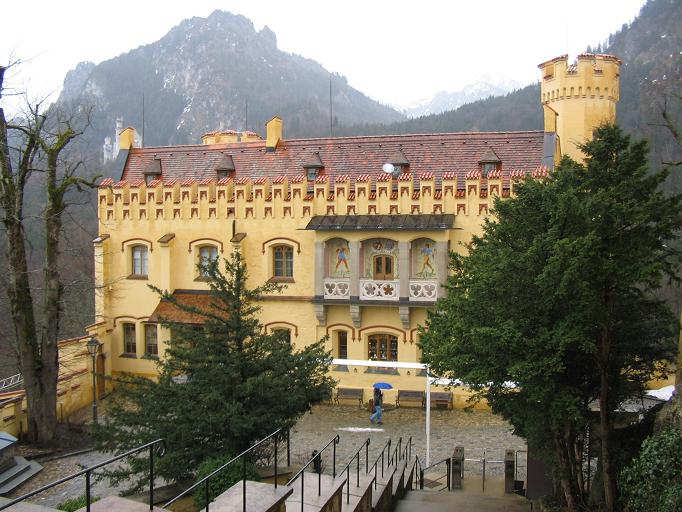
left=285, top=435, right=340, bottom=512
left=387, top=436, right=402, bottom=467
left=402, top=436, right=413, bottom=462
left=164, top=428, right=289, bottom=512
left=413, top=455, right=423, bottom=490
left=0, top=439, right=165, bottom=512
left=367, top=438, right=392, bottom=489
left=338, top=438, right=370, bottom=504
left=419, top=456, right=452, bottom=492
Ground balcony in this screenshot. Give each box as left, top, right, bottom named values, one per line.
left=323, top=278, right=350, bottom=299
left=359, top=279, right=400, bottom=301
left=408, top=279, right=438, bottom=302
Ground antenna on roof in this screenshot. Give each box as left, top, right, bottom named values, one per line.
left=244, top=98, right=248, bottom=132
left=382, top=163, right=396, bottom=175
left=329, top=75, right=333, bottom=137
left=141, top=92, right=145, bottom=148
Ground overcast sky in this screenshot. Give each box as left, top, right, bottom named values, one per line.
left=2, top=0, right=646, bottom=113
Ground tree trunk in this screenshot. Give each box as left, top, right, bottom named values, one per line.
left=553, top=428, right=581, bottom=512
left=599, top=358, right=617, bottom=512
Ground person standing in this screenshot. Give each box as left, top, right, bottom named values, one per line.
left=370, top=387, right=383, bottom=425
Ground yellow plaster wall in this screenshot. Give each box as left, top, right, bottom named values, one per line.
left=539, top=54, right=620, bottom=162
left=91, top=173, right=507, bottom=404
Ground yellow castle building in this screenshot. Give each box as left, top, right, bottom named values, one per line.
left=85, top=54, right=621, bottom=406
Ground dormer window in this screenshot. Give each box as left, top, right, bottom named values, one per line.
left=388, top=148, right=409, bottom=173
left=302, top=152, right=324, bottom=182
left=143, top=158, right=162, bottom=185
left=478, top=148, right=501, bottom=178
left=215, top=154, right=235, bottom=180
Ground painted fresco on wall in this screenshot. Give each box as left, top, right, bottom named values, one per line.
left=362, top=238, right=399, bottom=278
left=328, top=238, right=351, bottom=278
left=412, top=239, right=436, bottom=279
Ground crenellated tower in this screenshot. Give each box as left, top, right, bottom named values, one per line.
left=539, top=53, right=621, bottom=162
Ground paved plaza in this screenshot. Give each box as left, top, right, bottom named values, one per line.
left=8, top=404, right=526, bottom=507
left=289, top=404, right=526, bottom=480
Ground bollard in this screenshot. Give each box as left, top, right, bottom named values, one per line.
left=312, top=450, right=322, bottom=474
left=451, top=446, right=464, bottom=490
left=504, top=450, right=515, bottom=494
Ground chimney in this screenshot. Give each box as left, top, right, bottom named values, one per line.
left=266, top=116, right=283, bottom=152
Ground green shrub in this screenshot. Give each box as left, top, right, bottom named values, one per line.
left=57, top=495, right=100, bottom=511
left=620, top=426, right=682, bottom=512
left=193, top=454, right=260, bottom=510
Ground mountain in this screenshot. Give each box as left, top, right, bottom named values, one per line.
left=56, top=10, right=404, bottom=156
left=399, top=79, right=523, bottom=118
left=338, top=0, right=681, bottom=178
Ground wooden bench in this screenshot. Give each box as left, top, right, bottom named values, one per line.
left=429, top=391, right=453, bottom=409
left=334, top=387, right=364, bottom=407
left=396, top=390, right=425, bottom=408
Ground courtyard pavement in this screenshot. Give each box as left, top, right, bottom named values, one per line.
left=8, top=404, right=526, bottom=508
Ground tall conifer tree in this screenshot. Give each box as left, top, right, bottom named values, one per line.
left=419, top=124, right=681, bottom=511
left=93, top=251, right=335, bottom=491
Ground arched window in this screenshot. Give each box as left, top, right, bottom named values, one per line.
left=199, top=245, right=219, bottom=277
left=273, top=328, right=291, bottom=344
left=273, top=245, right=293, bottom=279
left=131, top=245, right=148, bottom=276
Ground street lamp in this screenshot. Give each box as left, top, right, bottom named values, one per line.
left=86, top=336, right=102, bottom=423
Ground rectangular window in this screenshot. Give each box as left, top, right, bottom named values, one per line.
left=145, top=324, right=158, bottom=356
left=199, top=246, right=219, bottom=276
left=123, top=323, right=136, bottom=355
left=338, top=331, right=348, bottom=359
left=132, top=245, right=148, bottom=276
left=273, top=246, right=293, bottom=278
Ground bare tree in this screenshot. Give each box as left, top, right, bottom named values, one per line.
left=0, top=64, right=97, bottom=445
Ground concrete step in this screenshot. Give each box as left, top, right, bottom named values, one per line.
left=76, top=496, right=168, bottom=512
left=396, top=488, right=531, bottom=512
left=0, top=457, right=43, bottom=495
left=285, top=471, right=345, bottom=512
left=207, top=480, right=292, bottom=512
left=333, top=470, right=374, bottom=512
left=0, top=496, right=58, bottom=511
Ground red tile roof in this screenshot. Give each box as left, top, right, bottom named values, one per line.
left=120, top=131, right=545, bottom=188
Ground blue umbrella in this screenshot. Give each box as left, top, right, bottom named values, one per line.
left=373, top=382, right=393, bottom=389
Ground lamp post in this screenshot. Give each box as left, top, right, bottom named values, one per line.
left=86, top=336, right=101, bottom=423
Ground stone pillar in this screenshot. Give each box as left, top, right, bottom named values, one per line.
left=349, top=240, right=360, bottom=298
left=398, top=241, right=410, bottom=300
left=452, top=446, right=464, bottom=489
left=314, top=241, right=325, bottom=298
left=157, top=234, right=175, bottom=293
left=505, top=450, right=515, bottom=493
left=92, top=235, right=109, bottom=324
left=435, top=241, right=449, bottom=298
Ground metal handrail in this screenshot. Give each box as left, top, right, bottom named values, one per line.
left=339, top=438, right=370, bottom=504
left=164, top=428, right=289, bottom=512
left=402, top=436, right=413, bottom=462
left=414, top=455, right=423, bottom=490
left=286, top=435, right=339, bottom=512
left=387, top=437, right=402, bottom=468
left=367, top=438, right=391, bottom=489
left=420, top=456, right=452, bottom=491
left=0, top=439, right=165, bottom=512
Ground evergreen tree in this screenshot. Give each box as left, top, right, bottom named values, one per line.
left=418, top=124, right=681, bottom=512
left=93, top=251, right=335, bottom=491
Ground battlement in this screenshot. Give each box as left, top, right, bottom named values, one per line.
left=97, top=169, right=547, bottom=223
left=539, top=53, right=621, bottom=104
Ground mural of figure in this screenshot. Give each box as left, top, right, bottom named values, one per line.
left=420, top=242, right=435, bottom=276
left=336, top=245, right=349, bottom=272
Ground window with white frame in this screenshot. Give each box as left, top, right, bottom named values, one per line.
left=199, top=245, right=219, bottom=276
left=131, top=245, right=148, bottom=276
